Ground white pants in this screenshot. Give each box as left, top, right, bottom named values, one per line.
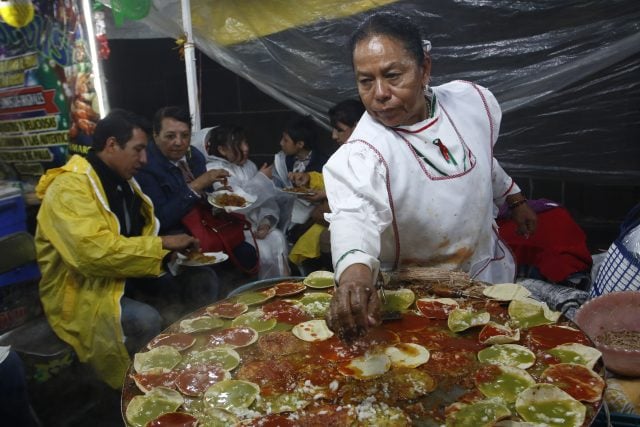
left=245, top=228, right=290, bottom=279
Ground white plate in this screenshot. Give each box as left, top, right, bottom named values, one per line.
left=279, top=187, right=316, bottom=196
left=207, top=188, right=256, bottom=212
left=177, top=251, right=229, bottom=267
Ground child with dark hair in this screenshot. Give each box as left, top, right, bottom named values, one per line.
left=272, top=115, right=327, bottom=189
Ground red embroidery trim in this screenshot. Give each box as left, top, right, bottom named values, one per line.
left=392, top=117, right=439, bottom=134
left=351, top=139, right=401, bottom=269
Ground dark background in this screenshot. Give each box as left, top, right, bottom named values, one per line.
left=103, top=38, right=639, bottom=252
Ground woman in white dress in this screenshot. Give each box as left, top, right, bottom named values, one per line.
left=192, top=126, right=290, bottom=279
left=324, top=12, right=537, bottom=340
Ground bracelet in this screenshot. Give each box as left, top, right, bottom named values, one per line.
left=509, top=198, right=527, bottom=210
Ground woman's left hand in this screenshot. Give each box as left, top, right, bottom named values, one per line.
left=512, top=203, right=537, bottom=238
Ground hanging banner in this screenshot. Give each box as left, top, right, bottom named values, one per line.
left=0, top=0, right=99, bottom=186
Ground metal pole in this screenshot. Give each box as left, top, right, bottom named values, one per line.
left=82, top=0, right=109, bottom=117
left=181, top=0, right=200, bottom=132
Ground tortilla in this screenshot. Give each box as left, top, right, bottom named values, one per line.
left=384, top=342, right=430, bottom=368
left=272, top=281, right=307, bottom=296
left=478, top=321, right=520, bottom=344
left=540, top=363, right=605, bottom=402
left=235, top=288, right=276, bottom=305
left=515, top=384, right=586, bottom=427
left=338, top=352, right=391, bottom=379
left=230, top=309, right=277, bottom=332
left=298, top=292, right=332, bottom=317
left=416, top=297, right=459, bottom=319
left=203, top=379, right=260, bottom=411
left=205, top=302, right=248, bottom=319
left=207, top=326, right=258, bottom=348
left=125, top=386, right=184, bottom=427
left=292, top=319, right=334, bottom=342
left=477, top=344, right=536, bottom=369
left=181, top=347, right=240, bottom=371
left=447, top=308, right=490, bottom=332
left=381, top=288, right=415, bottom=312
left=179, top=316, right=224, bottom=334
left=474, top=364, right=536, bottom=402
left=134, top=346, right=182, bottom=374
left=483, top=283, right=532, bottom=301
left=174, top=364, right=231, bottom=397
left=546, top=343, right=602, bottom=370
left=147, top=333, right=197, bottom=352
left=508, top=298, right=561, bottom=329
left=528, top=324, right=591, bottom=349
left=303, top=270, right=335, bottom=289
left=131, top=370, right=179, bottom=394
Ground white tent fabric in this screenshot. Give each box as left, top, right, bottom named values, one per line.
left=104, top=0, right=640, bottom=182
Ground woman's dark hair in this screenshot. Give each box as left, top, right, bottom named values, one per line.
left=92, top=109, right=150, bottom=151
left=284, top=115, right=318, bottom=150
left=349, top=11, right=425, bottom=66
left=152, top=105, right=192, bottom=135
left=328, top=99, right=365, bottom=129
left=207, top=125, right=246, bottom=160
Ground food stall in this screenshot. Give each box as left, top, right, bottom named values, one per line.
left=121, top=269, right=611, bottom=426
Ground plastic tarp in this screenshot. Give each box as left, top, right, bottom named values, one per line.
left=106, top=0, right=640, bottom=182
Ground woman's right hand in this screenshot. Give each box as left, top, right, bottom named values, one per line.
left=326, top=264, right=380, bottom=342
left=190, top=169, right=230, bottom=192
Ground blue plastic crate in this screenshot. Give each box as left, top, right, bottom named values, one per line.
left=0, top=191, right=27, bottom=237
left=0, top=261, right=40, bottom=288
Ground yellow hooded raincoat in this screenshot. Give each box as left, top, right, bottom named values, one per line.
left=35, top=155, right=168, bottom=388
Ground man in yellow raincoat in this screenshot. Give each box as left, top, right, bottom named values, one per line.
left=35, top=109, right=217, bottom=388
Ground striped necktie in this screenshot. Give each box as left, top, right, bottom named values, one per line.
left=177, top=160, right=195, bottom=183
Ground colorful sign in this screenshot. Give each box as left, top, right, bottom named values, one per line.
left=0, top=0, right=98, bottom=185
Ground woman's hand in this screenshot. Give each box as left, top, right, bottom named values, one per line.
left=190, top=169, right=230, bottom=192
left=326, top=264, right=380, bottom=342
left=512, top=203, right=537, bottom=237
left=507, top=193, right=537, bottom=238
left=288, top=172, right=310, bottom=188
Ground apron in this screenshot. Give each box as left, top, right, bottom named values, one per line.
left=354, top=83, right=514, bottom=283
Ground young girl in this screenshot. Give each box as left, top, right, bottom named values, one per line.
left=193, top=125, right=290, bottom=279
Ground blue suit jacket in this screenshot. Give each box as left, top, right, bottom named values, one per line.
left=135, top=141, right=208, bottom=233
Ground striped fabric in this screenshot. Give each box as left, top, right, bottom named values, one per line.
left=591, top=241, right=640, bottom=296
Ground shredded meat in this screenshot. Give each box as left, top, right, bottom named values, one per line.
left=215, top=193, right=246, bottom=207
